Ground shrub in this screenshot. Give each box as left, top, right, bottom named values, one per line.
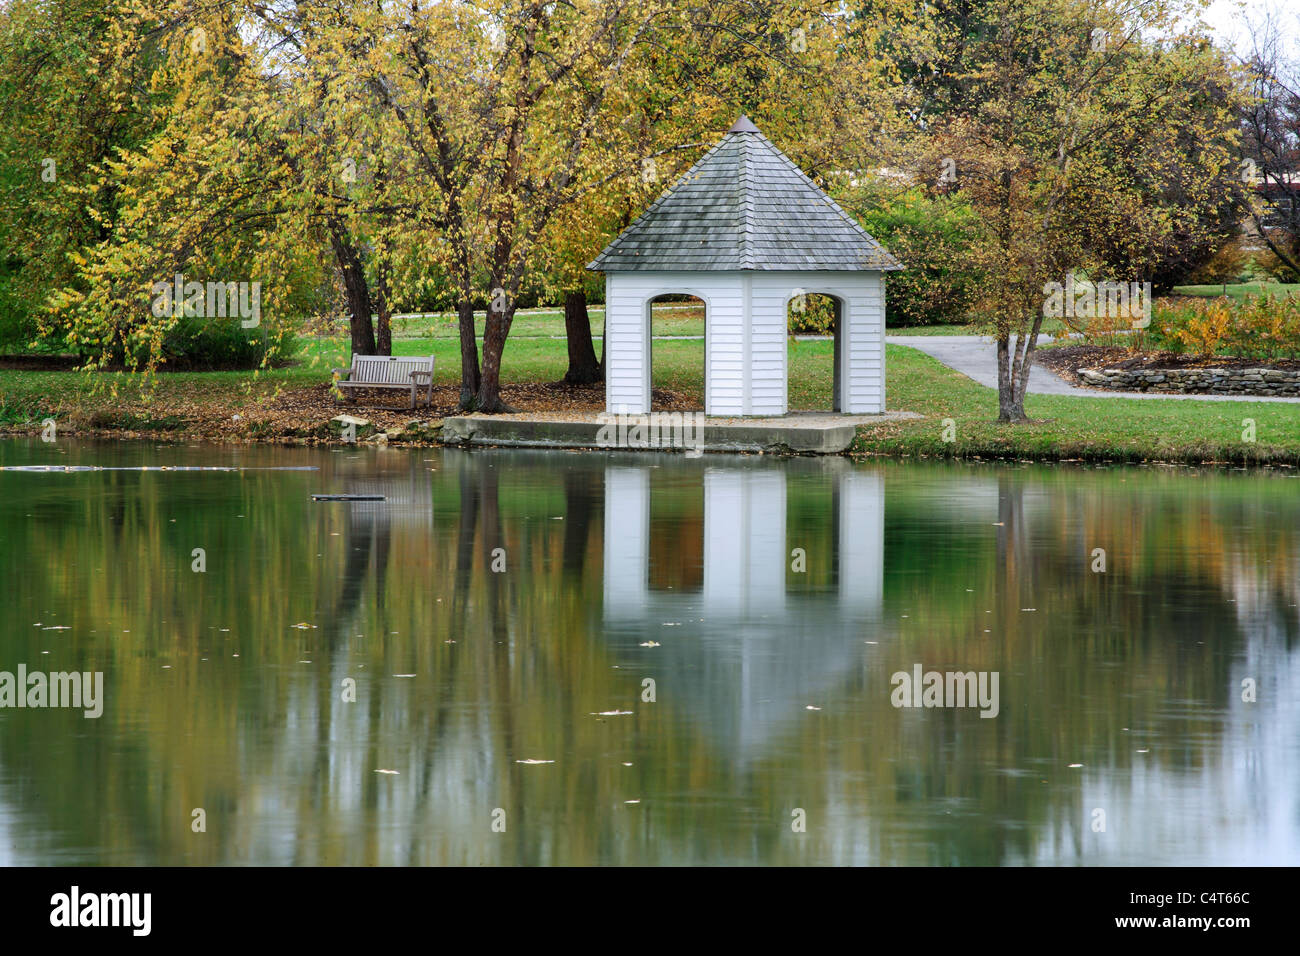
left=852, top=189, right=981, bottom=327
left=1185, top=241, right=1253, bottom=289
left=1150, top=294, right=1300, bottom=360
left=150, top=316, right=298, bottom=370
left=0, top=261, right=43, bottom=353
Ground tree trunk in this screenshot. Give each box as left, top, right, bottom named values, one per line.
left=327, top=218, right=377, bottom=357
left=998, top=389, right=1028, bottom=423
left=562, top=290, right=602, bottom=384
left=1009, top=315, right=1045, bottom=421
left=457, top=299, right=480, bottom=410
left=374, top=259, right=392, bottom=356
left=995, top=334, right=1028, bottom=423
left=475, top=302, right=516, bottom=412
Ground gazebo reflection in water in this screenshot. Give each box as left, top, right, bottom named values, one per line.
left=603, top=455, right=885, bottom=761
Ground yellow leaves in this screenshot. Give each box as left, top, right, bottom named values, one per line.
left=1161, top=294, right=1300, bottom=361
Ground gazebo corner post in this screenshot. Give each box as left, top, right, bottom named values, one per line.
left=879, top=272, right=889, bottom=413
left=833, top=295, right=845, bottom=414
left=643, top=287, right=653, bottom=415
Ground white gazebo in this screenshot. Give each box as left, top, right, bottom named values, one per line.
left=588, top=116, right=902, bottom=417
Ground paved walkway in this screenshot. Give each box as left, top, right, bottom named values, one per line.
left=885, top=335, right=1300, bottom=404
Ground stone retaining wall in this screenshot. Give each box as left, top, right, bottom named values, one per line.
left=1078, top=366, right=1300, bottom=396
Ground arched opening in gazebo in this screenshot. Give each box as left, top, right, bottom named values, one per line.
left=786, top=291, right=845, bottom=412
left=646, top=293, right=708, bottom=411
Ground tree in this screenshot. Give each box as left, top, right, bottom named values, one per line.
left=300, top=0, right=912, bottom=410
left=913, top=0, right=1243, bottom=422
left=0, top=0, right=164, bottom=352
left=537, top=0, right=916, bottom=388
left=296, top=0, right=671, bottom=410
left=34, top=5, right=323, bottom=368
left=43, top=0, right=422, bottom=369
left=1239, top=8, right=1300, bottom=279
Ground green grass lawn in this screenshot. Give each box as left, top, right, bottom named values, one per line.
left=884, top=319, right=1073, bottom=337
left=854, top=345, right=1299, bottom=464
left=1172, top=282, right=1300, bottom=300
left=393, top=307, right=982, bottom=340
left=881, top=324, right=972, bottom=336
left=2, top=334, right=1296, bottom=464
left=393, top=304, right=706, bottom=339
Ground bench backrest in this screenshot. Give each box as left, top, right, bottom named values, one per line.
left=350, top=355, right=434, bottom=384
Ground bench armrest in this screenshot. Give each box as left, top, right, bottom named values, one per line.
left=332, top=368, right=353, bottom=381
left=410, top=370, right=432, bottom=382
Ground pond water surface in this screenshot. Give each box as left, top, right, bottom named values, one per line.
left=0, top=439, right=1296, bottom=865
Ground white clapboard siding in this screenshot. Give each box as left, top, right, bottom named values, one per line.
left=603, top=269, right=887, bottom=416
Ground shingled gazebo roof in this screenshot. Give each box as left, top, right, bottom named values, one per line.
left=588, top=116, right=901, bottom=273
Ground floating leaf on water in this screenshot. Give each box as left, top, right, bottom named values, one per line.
left=516, top=759, right=554, bottom=765
left=590, top=710, right=633, bottom=716
left=374, top=769, right=400, bottom=775
left=393, top=674, right=416, bottom=678
left=806, top=705, right=822, bottom=711
left=639, top=641, right=660, bottom=647
left=1068, top=763, right=1084, bottom=768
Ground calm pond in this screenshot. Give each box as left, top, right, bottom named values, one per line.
left=0, top=439, right=1296, bottom=865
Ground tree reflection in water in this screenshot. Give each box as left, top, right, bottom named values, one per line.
left=0, top=440, right=1295, bottom=865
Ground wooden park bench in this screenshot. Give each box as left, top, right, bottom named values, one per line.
left=333, top=355, right=435, bottom=409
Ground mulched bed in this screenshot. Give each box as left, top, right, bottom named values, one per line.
left=1038, top=345, right=1300, bottom=386
left=266, top=381, right=696, bottom=419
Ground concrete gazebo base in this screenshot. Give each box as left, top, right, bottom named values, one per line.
left=440, top=409, right=921, bottom=455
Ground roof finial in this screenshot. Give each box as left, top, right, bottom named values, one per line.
left=728, top=115, right=760, bottom=134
